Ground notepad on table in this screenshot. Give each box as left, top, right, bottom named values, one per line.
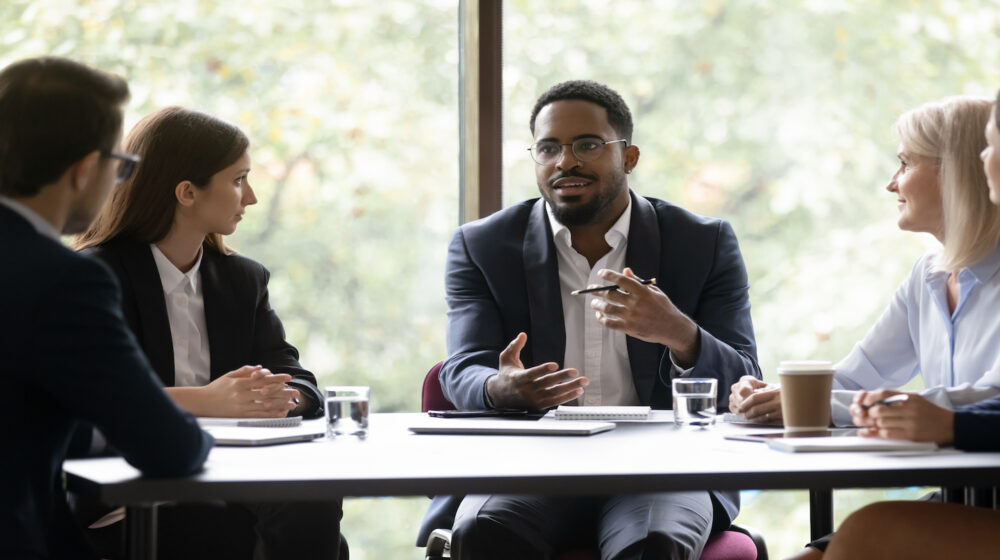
left=409, top=418, right=615, bottom=436
left=767, top=436, right=938, bottom=453
left=198, top=416, right=302, bottom=428
left=553, top=405, right=651, bottom=421
left=202, top=424, right=325, bottom=446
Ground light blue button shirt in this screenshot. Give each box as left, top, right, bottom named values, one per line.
left=831, top=242, right=1000, bottom=425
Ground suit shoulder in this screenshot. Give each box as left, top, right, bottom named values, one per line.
left=457, top=198, right=537, bottom=241
left=644, top=197, right=728, bottom=229
left=206, top=247, right=269, bottom=281
left=643, top=197, right=736, bottom=244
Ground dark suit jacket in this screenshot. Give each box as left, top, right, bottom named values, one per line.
left=954, top=394, right=1000, bottom=451
left=0, top=204, right=212, bottom=559
left=85, top=238, right=323, bottom=418
left=419, top=193, right=761, bottom=543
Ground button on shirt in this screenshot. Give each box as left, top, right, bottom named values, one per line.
left=151, top=245, right=211, bottom=387
left=547, top=200, right=640, bottom=406
left=832, top=243, right=1000, bottom=425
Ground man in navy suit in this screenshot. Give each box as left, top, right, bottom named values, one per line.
left=428, top=81, right=761, bottom=559
left=0, top=57, right=212, bottom=559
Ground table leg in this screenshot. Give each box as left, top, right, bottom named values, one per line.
left=809, top=489, right=834, bottom=541
left=125, top=504, right=157, bottom=560
left=964, top=487, right=995, bottom=509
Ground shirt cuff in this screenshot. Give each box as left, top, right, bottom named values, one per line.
left=483, top=374, right=496, bottom=409
left=668, top=351, right=695, bottom=378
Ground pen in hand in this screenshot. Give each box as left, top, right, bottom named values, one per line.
left=572, top=278, right=657, bottom=295
left=860, top=394, right=909, bottom=410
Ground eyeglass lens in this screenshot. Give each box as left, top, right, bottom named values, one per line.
left=117, top=159, right=137, bottom=182
left=531, top=138, right=614, bottom=164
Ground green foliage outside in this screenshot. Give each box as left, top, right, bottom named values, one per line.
left=4, top=0, right=999, bottom=558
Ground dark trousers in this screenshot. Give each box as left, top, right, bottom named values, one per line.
left=80, top=500, right=346, bottom=560
left=452, top=493, right=713, bottom=560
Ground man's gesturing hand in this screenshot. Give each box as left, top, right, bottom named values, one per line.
left=589, top=268, right=700, bottom=366
left=485, top=332, right=588, bottom=410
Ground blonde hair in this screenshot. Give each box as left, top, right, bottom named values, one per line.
left=894, top=96, right=1000, bottom=271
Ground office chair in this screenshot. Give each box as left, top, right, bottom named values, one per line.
left=421, top=362, right=768, bottom=560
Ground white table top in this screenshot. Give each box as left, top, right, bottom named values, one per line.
left=64, top=413, right=1000, bottom=505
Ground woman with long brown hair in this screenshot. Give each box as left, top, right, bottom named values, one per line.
left=75, top=106, right=345, bottom=559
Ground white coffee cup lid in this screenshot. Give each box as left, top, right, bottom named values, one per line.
left=777, top=360, right=834, bottom=374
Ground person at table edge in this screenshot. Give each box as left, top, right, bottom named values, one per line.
left=0, top=57, right=212, bottom=560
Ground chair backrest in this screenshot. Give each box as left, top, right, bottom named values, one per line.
left=421, top=361, right=454, bottom=412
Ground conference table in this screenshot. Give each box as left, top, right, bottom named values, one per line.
left=64, top=412, right=1000, bottom=559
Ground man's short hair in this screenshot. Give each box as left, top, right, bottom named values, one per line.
left=529, top=80, right=634, bottom=143
left=0, top=57, right=129, bottom=197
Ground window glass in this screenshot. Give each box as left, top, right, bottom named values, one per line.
left=2, top=0, right=458, bottom=413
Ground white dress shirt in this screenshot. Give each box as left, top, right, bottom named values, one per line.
left=150, top=245, right=212, bottom=387
left=0, top=196, right=61, bottom=241
left=831, top=243, right=1000, bottom=425
left=547, top=199, right=640, bottom=406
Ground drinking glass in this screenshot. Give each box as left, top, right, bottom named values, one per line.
left=326, top=386, right=370, bottom=438
left=672, top=378, right=718, bottom=426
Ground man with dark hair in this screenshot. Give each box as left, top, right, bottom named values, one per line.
left=0, top=57, right=212, bottom=559
left=424, top=80, right=761, bottom=559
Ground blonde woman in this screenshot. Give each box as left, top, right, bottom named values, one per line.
left=821, top=90, right=1000, bottom=560
left=730, top=96, right=1000, bottom=429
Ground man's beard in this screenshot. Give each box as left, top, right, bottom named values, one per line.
left=543, top=172, right=626, bottom=227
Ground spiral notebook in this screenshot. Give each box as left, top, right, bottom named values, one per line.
left=553, top=405, right=651, bottom=421
left=198, top=416, right=302, bottom=428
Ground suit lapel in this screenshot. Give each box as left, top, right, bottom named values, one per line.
left=121, top=242, right=176, bottom=386
left=625, top=193, right=663, bottom=403
left=523, top=199, right=565, bottom=368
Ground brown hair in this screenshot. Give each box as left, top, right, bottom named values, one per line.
left=0, top=57, right=128, bottom=196
left=76, top=106, right=249, bottom=253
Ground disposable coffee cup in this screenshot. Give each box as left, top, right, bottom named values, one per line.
left=778, top=361, right=834, bottom=432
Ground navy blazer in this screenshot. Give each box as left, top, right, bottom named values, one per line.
left=85, top=239, right=323, bottom=418
left=0, top=204, right=212, bottom=559
left=954, top=394, right=1000, bottom=451
left=420, top=193, right=761, bottom=543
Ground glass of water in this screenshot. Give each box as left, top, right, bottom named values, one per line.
left=672, top=378, right=717, bottom=426
left=325, top=386, right=370, bottom=438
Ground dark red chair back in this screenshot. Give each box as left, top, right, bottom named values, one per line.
left=421, top=361, right=453, bottom=412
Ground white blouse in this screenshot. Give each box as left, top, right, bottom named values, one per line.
left=831, top=242, right=1000, bottom=425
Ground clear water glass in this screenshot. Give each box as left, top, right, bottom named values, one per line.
left=326, top=386, right=370, bottom=438
left=672, top=378, right=717, bottom=426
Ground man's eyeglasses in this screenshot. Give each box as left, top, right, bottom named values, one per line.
left=101, top=151, right=141, bottom=183
left=527, top=137, right=627, bottom=165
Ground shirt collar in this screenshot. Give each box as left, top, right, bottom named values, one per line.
left=926, top=241, right=1000, bottom=287
left=0, top=195, right=62, bottom=241
left=150, top=244, right=203, bottom=294
left=965, top=241, right=1000, bottom=285
left=545, top=195, right=633, bottom=250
